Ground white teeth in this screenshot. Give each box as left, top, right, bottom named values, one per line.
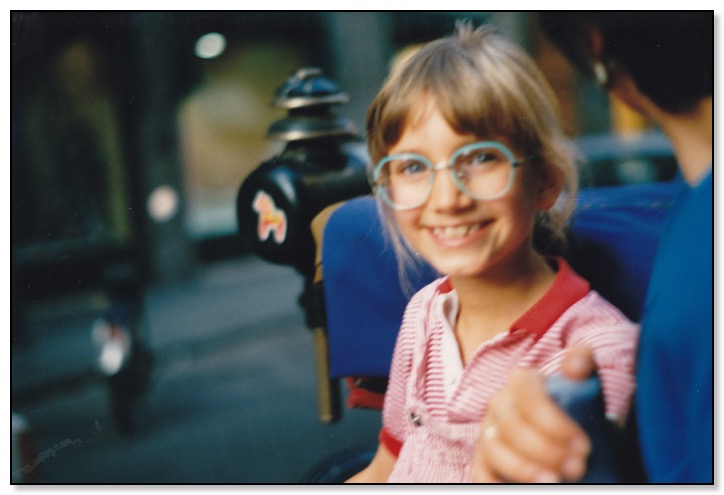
left=432, top=223, right=483, bottom=239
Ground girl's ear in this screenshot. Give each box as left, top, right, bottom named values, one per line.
left=535, top=164, right=565, bottom=211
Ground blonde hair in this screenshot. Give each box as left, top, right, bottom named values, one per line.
left=366, top=22, right=579, bottom=289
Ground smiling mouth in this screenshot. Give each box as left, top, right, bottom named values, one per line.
left=430, top=221, right=491, bottom=240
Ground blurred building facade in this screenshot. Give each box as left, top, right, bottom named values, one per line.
left=11, top=11, right=624, bottom=313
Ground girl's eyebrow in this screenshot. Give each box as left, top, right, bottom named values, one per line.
left=388, top=148, right=424, bottom=157
left=386, top=141, right=424, bottom=156
left=389, top=138, right=490, bottom=158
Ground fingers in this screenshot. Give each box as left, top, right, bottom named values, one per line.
left=510, top=370, right=592, bottom=479
left=470, top=425, right=508, bottom=483
left=470, top=446, right=504, bottom=483
left=504, top=370, right=586, bottom=444
left=491, top=370, right=579, bottom=479
left=474, top=418, right=561, bottom=483
left=473, top=368, right=592, bottom=483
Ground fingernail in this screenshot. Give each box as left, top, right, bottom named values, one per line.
left=534, top=471, right=560, bottom=483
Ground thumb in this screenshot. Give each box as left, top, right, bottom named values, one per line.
left=561, top=345, right=595, bottom=380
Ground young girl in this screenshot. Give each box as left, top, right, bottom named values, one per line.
left=347, top=24, right=639, bottom=483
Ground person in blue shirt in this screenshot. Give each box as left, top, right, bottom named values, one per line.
left=471, top=12, right=712, bottom=483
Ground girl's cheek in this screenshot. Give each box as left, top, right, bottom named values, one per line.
left=394, top=210, right=419, bottom=228
left=393, top=211, right=420, bottom=243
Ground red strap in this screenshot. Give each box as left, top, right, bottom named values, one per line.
left=345, top=377, right=385, bottom=410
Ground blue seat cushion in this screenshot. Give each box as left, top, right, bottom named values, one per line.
left=323, top=180, right=680, bottom=379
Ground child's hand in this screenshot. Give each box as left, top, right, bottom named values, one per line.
left=470, top=346, right=595, bottom=483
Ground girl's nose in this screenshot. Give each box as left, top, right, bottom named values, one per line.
left=427, top=166, right=474, bottom=211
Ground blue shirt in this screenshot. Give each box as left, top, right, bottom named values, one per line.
left=636, top=171, right=713, bottom=482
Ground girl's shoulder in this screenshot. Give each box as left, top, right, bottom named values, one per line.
left=400, top=276, right=451, bottom=335
left=552, top=291, right=639, bottom=368
left=572, top=290, right=637, bottom=326
left=556, top=291, right=640, bottom=352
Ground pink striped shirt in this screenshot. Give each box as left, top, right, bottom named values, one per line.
left=381, top=258, right=639, bottom=483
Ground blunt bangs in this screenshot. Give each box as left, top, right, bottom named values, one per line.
left=368, top=25, right=559, bottom=163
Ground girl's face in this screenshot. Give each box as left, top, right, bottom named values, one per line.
left=388, top=96, right=557, bottom=281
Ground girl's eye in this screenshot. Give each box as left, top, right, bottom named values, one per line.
left=395, top=159, right=427, bottom=176
left=457, top=148, right=506, bottom=171
left=469, top=151, right=498, bottom=166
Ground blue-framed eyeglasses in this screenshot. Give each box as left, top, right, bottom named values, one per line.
left=372, top=141, right=531, bottom=210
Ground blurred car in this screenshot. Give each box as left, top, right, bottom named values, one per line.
left=576, top=130, right=678, bottom=187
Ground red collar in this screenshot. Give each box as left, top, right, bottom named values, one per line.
left=509, top=257, right=590, bottom=337
left=437, top=257, right=590, bottom=338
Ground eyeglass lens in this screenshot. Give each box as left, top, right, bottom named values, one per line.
left=376, top=143, right=515, bottom=209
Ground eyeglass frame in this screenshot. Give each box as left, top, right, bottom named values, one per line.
left=372, top=141, right=532, bottom=211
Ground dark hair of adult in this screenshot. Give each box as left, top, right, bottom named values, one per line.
left=537, top=12, right=713, bottom=114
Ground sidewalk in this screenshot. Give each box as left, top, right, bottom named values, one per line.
left=10, top=256, right=381, bottom=483
left=12, top=256, right=306, bottom=402
left=11, top=290, right=106, bottom=402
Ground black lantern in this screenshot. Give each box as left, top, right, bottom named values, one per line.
left=237, top=68, right=370, bottom=278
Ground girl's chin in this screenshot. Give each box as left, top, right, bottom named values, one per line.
left=428, top=257, right=489, bottom=278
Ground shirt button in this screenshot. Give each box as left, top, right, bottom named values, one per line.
left=410, top=412, right=422, bottom=427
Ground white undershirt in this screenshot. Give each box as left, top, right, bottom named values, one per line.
left=436, top=288, right=509, bottom=401
left=437, top=290, right=464, bottom=401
